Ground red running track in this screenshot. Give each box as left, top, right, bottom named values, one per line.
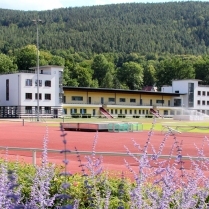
left=0, top=121, right=209, bottom=179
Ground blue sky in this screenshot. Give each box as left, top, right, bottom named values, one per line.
left=0, top=0, right=195, bottom=11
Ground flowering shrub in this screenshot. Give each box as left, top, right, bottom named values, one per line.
left=1, top=117, right=209, bottom=208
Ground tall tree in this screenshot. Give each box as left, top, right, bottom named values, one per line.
left=156, top=57, right=195, bottom=88
left=16, top=45, right=37, bottom=70
left=117, top=61, right=144, bottom=90
left=0, top=53, right=17, bottom=73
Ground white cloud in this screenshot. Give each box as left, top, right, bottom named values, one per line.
left=0, top=0, right=64, bottom=11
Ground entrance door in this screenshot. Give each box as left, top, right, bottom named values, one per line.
left=53, top=109, right=58, bottom=118
left=93, top=109, right=96, bottom=116
left=101, top=97, right=104, bottom=104
left=88, top=97, right=91, bottom=104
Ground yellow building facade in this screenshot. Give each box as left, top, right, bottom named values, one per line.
left=63, top=87, right=183, bottom=118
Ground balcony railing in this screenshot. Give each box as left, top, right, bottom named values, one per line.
left=62, top=101, right=182, bottom=107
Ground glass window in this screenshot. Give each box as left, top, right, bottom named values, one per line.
left=202, top=100, right=205, bottom=105
left=25, top=79, right=32, bottom=86
left=72, top=96, right=83, bottom=101
left=198, top=91, right=201, bottom=96
left=35, top=93, right=42, bottom=100
left=130, top=98, right=136, bottom=103
left=45, top=94, right=51, bottom=100
left=25, top=93, right=32, bottom=99
left=45, top=107, right=51, bottom=114
left=108, top=98, right=115, bottom=102
left=120, top=98, right=126, bottom=102
left=197, top=100, right=200, bottom=105
left=6, top=79, right=9, bottom=101
left=156, top=100, right=164, bottom=104
left=25, top=106, right=32, bottom=114
left=45, top=80, right=51, bottom=87
left=35, top=80, right=42, bottom=86
left=203, top=91, right=206, bottom=96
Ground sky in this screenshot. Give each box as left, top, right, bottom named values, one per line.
left=0, top=0, right=197, bottom=11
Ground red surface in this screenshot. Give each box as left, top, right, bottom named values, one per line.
left=1, top=120, right=209, bottom=179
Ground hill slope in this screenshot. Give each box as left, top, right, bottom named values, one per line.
left=0, top=1, right=209, bottom=54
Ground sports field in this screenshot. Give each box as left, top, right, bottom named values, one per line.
left=0, top=117, right=209, bottom=179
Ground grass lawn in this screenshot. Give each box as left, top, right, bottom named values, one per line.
left=27, top=117, right=209, bottom=133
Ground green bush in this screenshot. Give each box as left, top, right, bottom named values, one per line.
left=133, top=115, right=140, bottom=118
left=71, top=113, right=81, bottom=118
left=118, top=114, right=126, bottom=118
left=81, top=114, right=91, bottom=118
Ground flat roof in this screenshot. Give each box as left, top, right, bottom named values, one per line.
left=63, top=86, right=185, bottom=96
left=29, top=65, right=63, bottom=69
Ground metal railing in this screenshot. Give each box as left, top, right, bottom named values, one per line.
left=0, top=146, right=206, bottom=166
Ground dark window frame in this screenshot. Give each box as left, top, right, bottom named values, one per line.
left=25, top=93, right=32, bottom=100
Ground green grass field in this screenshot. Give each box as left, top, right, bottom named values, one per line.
left=1, top=117, right=209, bottom=133
left=28, top=117, right=209, bottom=133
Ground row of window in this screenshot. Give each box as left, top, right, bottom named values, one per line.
left=25, top=106, right=51, bottom=114
left=25, top=93, right=51, bottom=100
left=26, top=79, right=51, bottom=87
left=197, top=100, right=209, bottom=105
left=72, top=96, right=164, bottom=104
left=197, top=91, right=209, bottom=96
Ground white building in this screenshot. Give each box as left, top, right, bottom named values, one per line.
left=161, top=79, right=209, bottom=119
left=0, top=65, right=63, bottom=118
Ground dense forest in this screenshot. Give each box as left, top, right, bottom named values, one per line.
left=1, top=2, right=209, bottom=90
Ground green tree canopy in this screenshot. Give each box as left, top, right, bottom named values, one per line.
left=0, top=53, right=17, bottom=73
left=117, top=61, right=144, bottom=90
left=156, top=57, right=195, bottom=88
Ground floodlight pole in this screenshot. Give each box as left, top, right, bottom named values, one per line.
left=32, top=18, right=42, bottom=122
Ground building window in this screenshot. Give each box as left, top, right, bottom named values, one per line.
left=25, top=79, right=32, bottom=86
left=130, top=98, right=136, bottom=103
left=198, top=91, right=201, bottom=96
left=197, top=100, right=200, bottom=105
left=156, top=100, right=164, bottom=104
left=63, top=109, right=67, bottom=114
left=35, top=93, right=42, bottom=100
left=207, top=92, right=209, bottom=96
left=120, top=98, right=126, bottom=102
left=130, top=110, right=132, bottom=114
left=63, top=96, right=66, bottom=103
left=25, top=106, right=32, bottom=114
left=164, top=110, right=168, bottom=115
left=80, top=109, right=86, bottom=114
left=45, top=107, right=51, bottom=114
left=108, top=98, right=115, bottom=102
left=134, top=110, right=137, bottom=114
left=6, top=79, right=9, bottom=101
left=125, top=109, right=127, bottom=114
left=139, top=110, right=141, bottom=114
left=25, top=93, right=32, bottom=100
left=45, top=80, right=51, bottom=87
left=120, top=109, right=122, bottom=114
left=203, top=91, right=206, bottom=96
left=115, top=109, right=117, bottom=114
left=207, top=101, right=209, bottom=105
left=72, top=96, right=83, bottom=101
left=35, top=80, right=42, bottom=86
left=175, top=91, right=179, bottom=93
left=45, top=94, right=51, bottom=100
left=202, top=100, right=205, bottom=105
left=71, top=108, right=77, bottom=114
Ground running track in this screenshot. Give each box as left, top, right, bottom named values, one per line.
left=0, top=120, right=209, bottom=179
